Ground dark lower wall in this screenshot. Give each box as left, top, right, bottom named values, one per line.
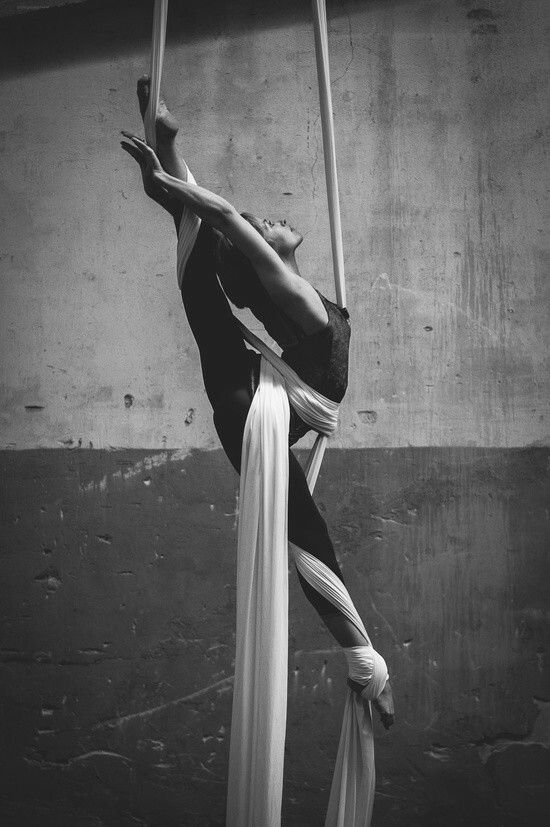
left=1, top=446, right=549, bottom=826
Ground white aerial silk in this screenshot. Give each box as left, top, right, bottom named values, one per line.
left=144, top=0, right=201, bottom=286
left=143, top=0, right=168, bottom=151
left=226, top=355, right=290, bottom=826
left=175, top=173, right=201, bottom=290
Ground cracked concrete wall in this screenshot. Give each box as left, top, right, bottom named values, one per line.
left=0, top=0, right=549, bottom=825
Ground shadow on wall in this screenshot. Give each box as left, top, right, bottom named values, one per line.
left=0, top=0, right=372, bottom=80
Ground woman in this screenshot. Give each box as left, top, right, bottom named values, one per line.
left=120, top=77, right=394, bottom=727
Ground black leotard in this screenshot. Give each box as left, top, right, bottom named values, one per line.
left=250, top=290, right=351, bottom=444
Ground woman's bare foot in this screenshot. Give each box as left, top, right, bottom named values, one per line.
left=137, top=75, right=179, bottom=144
left=347, top=676, right=395, bottom=730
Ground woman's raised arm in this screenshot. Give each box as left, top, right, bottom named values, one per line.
left=121, top=133, right=327, bottom=331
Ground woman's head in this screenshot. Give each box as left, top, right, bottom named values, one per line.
left=245, top=213, right=303, bottom=258
left=214, top=212, right=302, bottom=310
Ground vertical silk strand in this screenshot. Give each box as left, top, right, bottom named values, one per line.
left=226, top=359, right=290, bottom=826
left=311, top=0, right=347, bottom=310
left=144, top=0, right=169, bottom=149
left=142, top=0, right=202, bottom=283
left=305, top=0, right=347, bottom=490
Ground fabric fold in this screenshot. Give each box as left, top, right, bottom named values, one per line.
left=325, top=692, right=376, bottom=827
left=291, top=545, right=388, bottom=827
left=176, top=171, right=202, bottom=289
left=226, top=357, right=290, bottom=827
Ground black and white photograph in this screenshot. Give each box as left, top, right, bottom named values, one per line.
left=0, top=0, right=548, bottom=824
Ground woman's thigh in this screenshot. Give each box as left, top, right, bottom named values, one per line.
left=181, top=225, right=254, bottom=410
left=212, top=391, right=252, bottom=473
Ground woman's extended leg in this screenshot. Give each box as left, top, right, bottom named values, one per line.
left=181, top=224, right=256, bottom=411
left=137, top=76, right=189, bottom=184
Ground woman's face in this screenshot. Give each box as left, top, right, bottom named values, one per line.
left=261, top=218, right=303, bottom=256
left=242, top=213, right=302, bottom=257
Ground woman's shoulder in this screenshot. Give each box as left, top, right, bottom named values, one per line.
left=280, top=287, right=350, bottom=351
left=314, top=288, right=351, bottom=324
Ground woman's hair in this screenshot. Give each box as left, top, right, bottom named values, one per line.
left=214, top=213, right=268, bottom=310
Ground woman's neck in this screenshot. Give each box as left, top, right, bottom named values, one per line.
left=281, top=251, right=300, bottom=275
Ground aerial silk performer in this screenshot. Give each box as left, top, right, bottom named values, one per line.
left=120, top=1, right=394, bottom=824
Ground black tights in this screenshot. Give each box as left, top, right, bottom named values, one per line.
left=181, top=225, right=346, bottom=618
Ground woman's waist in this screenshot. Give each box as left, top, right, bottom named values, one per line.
left=251, top=352, right=346, bottom=401
left=249, top=354, right=340, bottom=446
left=282, top=356, right=347, bottom=403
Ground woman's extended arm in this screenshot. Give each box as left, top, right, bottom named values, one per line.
left=164, top=174, right=327, bottom=329
left=120, top=132, right=183, bottom=226
left=121, top=134, right=327, bottom=330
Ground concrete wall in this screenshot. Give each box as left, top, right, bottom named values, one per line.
left=0, top=0, right=548, bottom=824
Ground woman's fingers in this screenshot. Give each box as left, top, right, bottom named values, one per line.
left=120, top=141, right=145, bottom=165
left=120, top=129, right=143, bottom=142
left=120, top=131, right=147, bottom=157
left=122, top=133, right=162, bottom=169
left=122, top=132, right=151, bottom=152
left=120, top=131, right=163, bottom=173
left=120, top=131, right=152, bottom=154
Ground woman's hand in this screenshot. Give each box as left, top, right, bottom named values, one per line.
left=120, top=131, right=169, bottom=204
left=121, top=136, right=233, bottom=231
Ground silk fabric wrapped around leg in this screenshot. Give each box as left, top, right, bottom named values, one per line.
left=292, top=547, right=388, bottom=827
